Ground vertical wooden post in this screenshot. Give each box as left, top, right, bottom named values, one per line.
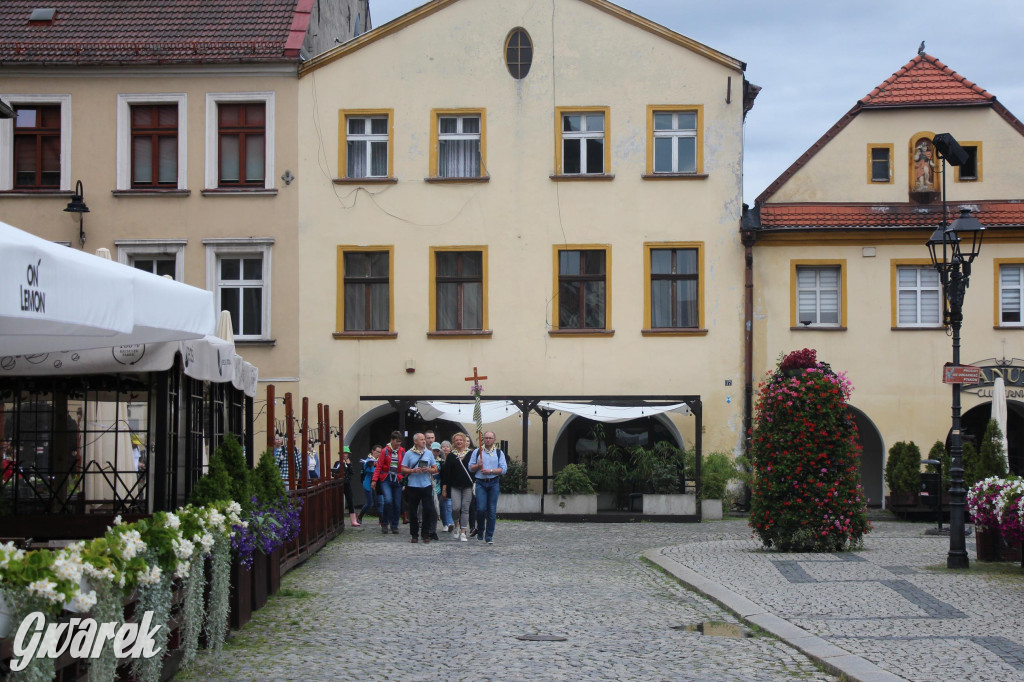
left=317, top=403, right=327, bottom=480
left=285, top=392, right=295, bottom=491
left=266, top=385, right=276, bottom=454
left=323, top=405, right=334, bottom=531
left=323, top=404, right=332, bottom=476
left=301, top=397, right=309, bottom=489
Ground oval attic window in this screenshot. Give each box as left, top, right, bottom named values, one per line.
left=505, top=28, right=533, bottom=79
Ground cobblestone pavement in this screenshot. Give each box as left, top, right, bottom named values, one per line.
left=653, top=519, right=1024, bottom=682
left=180, top=519, right=837, bottom=681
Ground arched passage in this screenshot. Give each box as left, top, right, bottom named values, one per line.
left=848, top=405, right=884, bottom=508
left=959, top=400, right=1024, bottom=475
left=551, top=414, right=684, bottom=474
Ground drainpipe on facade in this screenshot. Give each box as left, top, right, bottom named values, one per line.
left=740, top=205, right=760, bottom=481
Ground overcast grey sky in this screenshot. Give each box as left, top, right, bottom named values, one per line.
left=368, top=0, right=1024, bottom=205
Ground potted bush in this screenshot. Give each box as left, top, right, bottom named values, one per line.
left=635, top=442, right=696, bottom=515
left=496, top=457, right=542, bottom=513
left=588, top=458, right=627, bottom=511
left=544, top=463, right=597, bottom=515
left=884, top=441, right=921, bottom=508
left=965, top=420, right=1007, bottom=490
left=699, top=453, right=735, bottom=521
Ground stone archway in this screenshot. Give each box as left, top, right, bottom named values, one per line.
left=960, top=400, right=1024, bottom=476
left=550, top=414, right=684, bottom=475
left=849, top=406, right=884, bottom=508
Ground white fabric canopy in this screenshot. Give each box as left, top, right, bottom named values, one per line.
left=0, top=221, right=215, bottom=356
left=536, top=401, right=691, bottom=422
left=991, top=377, right=1010, bottom=468
left=415, top=400, right=520, bottom=424
left=0, top=336, right=259, bottom=397
left=414, top=400, right=692, bottom=425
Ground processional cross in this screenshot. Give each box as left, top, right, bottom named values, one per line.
left=464, top=366, right=488, bottom=445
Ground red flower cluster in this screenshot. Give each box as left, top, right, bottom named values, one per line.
left=748, top=349, right=870, bottom=552
left=779, top=348, right=817, bottom=372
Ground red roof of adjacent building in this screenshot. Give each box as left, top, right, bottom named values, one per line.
left=758, top=201, right=1024, bottom=231
left=860, top=53, right=993, bottom=108
left=755, top=53, right=1024, bottom=206
left=0, top=0, right=313, bottom=65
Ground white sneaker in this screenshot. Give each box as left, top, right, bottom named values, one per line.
left=459, top=531, right=468, bottom=542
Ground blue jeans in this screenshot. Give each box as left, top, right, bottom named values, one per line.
left=439, top=494, right=453, bottom=527
left=360, top=487, right=379, bottom=517
left=475, top=478, right=499, bottom=541
left=381, top=479, right=403, bottom=529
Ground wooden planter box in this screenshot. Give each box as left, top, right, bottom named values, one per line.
left=229, top=556, right=252, bottom=630
left=643, top=493, right=697, bottom=515
left=543, top=494, right=597, bottom=515
left=268, top=546, right=282, bottom=596
left=251, top=550, right=268, bottom=612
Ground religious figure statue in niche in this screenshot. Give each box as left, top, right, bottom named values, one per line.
left=913, top=138, right=935, bottom=191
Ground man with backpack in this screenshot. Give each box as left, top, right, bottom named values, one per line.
left=469, top=431, right=507, bottom=545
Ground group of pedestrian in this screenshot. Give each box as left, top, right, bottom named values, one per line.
left=354, top=429, right=507, bottom=545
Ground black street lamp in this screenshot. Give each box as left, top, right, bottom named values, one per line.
left=926, top=133, right=985, bottom=569
left=63, top=179, right=89, bottom=246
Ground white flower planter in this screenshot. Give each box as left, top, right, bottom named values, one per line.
left=701, top=498, right=724, bottom=520
left=643, top=493, right=697, bottom=515
left=543, top=494, right=597, bottom=515
left=496, top=493, right=543, bottom=514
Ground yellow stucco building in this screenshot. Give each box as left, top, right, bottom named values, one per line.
left=297, top=0, right=757, bottom=489
left=748, top=52, right=1024, bottom=505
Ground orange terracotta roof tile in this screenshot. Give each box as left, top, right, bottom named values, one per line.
left=860, top=53, right=992, bottom=107
left=759, top=201, right=1024, bottom=230
left=0, top=0, right=310, bottom=65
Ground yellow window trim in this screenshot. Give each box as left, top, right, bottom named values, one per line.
left=994, top=258, right=1024, bottom=327
left=867, top=143, right=893, bottom=184
left=646, top=105, right=704, bottom=175
left=789, top=259, right=847, bottom=329
left=954, top=141, right=982, bottom=182
left=337, top=109, right=394, bottom=180
left=553, top=106, right=612, bottom=176
left=643, top=242, right=705, bottom=331
left=336, top=245, right=394, bottom=335
left=552, top=244, right=612, bottom=332
left=889, top=258, right=937, bottom=328
left=429, top=108, right=487, bottom=178
left=428, top=245, right=489, bottom=333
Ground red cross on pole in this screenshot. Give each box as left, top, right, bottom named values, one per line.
left=465, top=367, right=487, bottom=446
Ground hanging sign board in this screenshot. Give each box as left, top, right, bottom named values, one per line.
left=943, top=363, right=982, bottom=384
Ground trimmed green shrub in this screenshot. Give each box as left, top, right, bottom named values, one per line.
left=189, top=433, right=252, bottom=509
left=500, top=457, right=528, bottom=494
left=701, top=453, right=736, bottom=501
left=926, top=440, right=951, bottom=491
left=552, top=463, right=595, bottom=495
left=966, top=420, right=1007, bottom=488
left=885, top=441, right=921, bottom=494
left=251, top=448, right=286, bottom=507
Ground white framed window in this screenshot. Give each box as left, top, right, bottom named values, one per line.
left=0, top=94, right=72, bottom=191
left=1000, top=264, right=1024, bottom=325
left=116, top=94, right=187, bottom=190
left=346, top=115, right=389, bottom=178
left=116, top=239, right=186, bottom=281
left=204, top=92, right=275, bottom=190
left=796, top=266, right=841, bottom=326
left=896, top=265, right=941, bottom=327
left=204, top=238, right=273, bottom=340
left=437, top=114, right=481, bottom=178
left=560, top=111, right=605, bottom=175
left=652, top=110, right=698, bottom=174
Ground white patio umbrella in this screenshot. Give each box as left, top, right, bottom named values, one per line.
left=0, top=221, right=215, bottom=355
left=991, top=377, right=1010, bottom=469
left=0, top=221, right=134, bottom=354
